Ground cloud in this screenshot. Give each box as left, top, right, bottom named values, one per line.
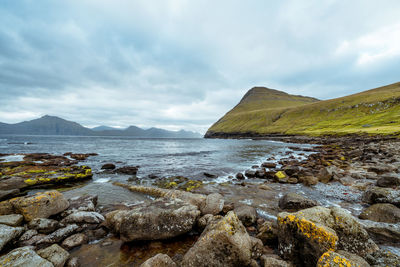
left=1, top=0, right=400, bottom=133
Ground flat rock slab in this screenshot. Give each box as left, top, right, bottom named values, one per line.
left=38, top=244, right=70, bottom=267
left=0, top=214, right=24, bottom=226
left=0, top=246, right=53, bottom=267
left=9, top=190, right=69, bottom=221
left=0, top=224, right=24, bottom=251
left=106, top=198, right=200, bottom=241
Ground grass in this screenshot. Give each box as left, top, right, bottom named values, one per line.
left=207, top=82, right=400, bottom=136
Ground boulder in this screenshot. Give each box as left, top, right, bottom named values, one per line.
left=362, top=187, right=400, bottom=206
left=262, top=162, right=277, bottom=169
left=37, top=244, right=70, bottom=267
left=359, top=219, right=400, bottom=243
left=61, top=211, right=104, bottom=224
left=278, top=193, right=318, bottom=212
left=10, top=191, right=69, bottom=221
left=181, top=211, right=254, bottom=267
left=66, top=257, right=79, bottom=267
left=0, top=214, right=23, bottom=226
left=101, top=163, right=116, bottom=170
left=203, top=172, right=217, bottom=178
left=300, top=175, right=318, bottom=186
left=359, top=203, right=400, bottom=223
left=36, top=224, right=79, bottom=246
left=317, top=251, right=360, bottom=267
left=274, top=171, right=288, bottom=182
left=199, top=193, right=224, bottom=216
left=28, top=218, right=60, bottom=234
left=62, top=233, right=88, bottom=250
left=140, top=253, right=177, bottom=267
left=0, top=224, right=24, bottom=251
left=236, top=173, right=245, bottom=180
left=234, top=205, right=257, bottom=226
left=365, top=249, right=400, bottom=267
left=317, top=167, right=333, bottom=183
left=277, top=206, right=377, bottom=266
left=105, top=198, right=200, bottom=241
left=337, top=250, right=370, bottom=267
left=0, top=246, right=53, bottom=267
left=376, top=175, right=400, bottom=187
left=114, top=166, right=139, bottom=175
left=245, top=170, right=256, bottom=178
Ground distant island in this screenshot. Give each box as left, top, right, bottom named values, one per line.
left=0, top=115, right=202, bottom=138
left=205, top=82, right=400, bottom=138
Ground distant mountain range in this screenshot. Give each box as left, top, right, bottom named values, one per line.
left=0, top=115, right=202, bottom=138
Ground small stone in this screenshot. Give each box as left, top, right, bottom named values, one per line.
left=37, top=244, right=70, bottom=267
left=236, top=173, right=245, bottom=180
left=260, top=255, right=289, bottom=267
left=66, top=257, right=80, bottom=267
left=28, top=218, right=60, bottom=234
left=101, top=163, right=116, bottom=170
left=62, top=233, right=88, bottom=250
left=0, top=214, right=24, bottom=226
left=61, top=211, right=105, bottom=224
left=37, top=224, right=79, bottom=245
left=140, top=253, right=177, bottom=267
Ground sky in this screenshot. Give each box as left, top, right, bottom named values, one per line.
left=1, top=0, right=400, bottom=133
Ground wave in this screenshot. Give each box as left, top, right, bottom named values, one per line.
left=151, top=150, right=215, bottom=157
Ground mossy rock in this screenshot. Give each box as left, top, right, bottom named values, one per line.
left=152, top=176, right=203, bottom=192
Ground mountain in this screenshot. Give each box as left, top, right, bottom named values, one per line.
left=205, top=87, right=319, bottom=136
left=0, top=115, right=201, bottom=138
left=205, top=82, right=400, bottom=137
left=92, top=126, right=121, bottom=131
left=0, top=115, right=93, bottom=136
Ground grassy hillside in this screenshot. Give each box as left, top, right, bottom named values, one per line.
left=206, top=82, right=400, bottom=136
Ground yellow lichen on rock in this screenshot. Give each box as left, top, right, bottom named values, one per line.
left=275, top=171, right=287, bottom=179
left=317, top=251, right=356, bottom=267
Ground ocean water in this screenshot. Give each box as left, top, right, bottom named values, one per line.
left=0, top=135, right=312, bottom=180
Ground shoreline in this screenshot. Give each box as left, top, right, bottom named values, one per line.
left=0, top=136, right=399, bottom=266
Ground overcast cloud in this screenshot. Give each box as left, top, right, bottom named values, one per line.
left=1, top=0, right=400, bottom=133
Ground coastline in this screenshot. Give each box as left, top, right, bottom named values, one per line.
left=0, top=136, right=399, bottom=266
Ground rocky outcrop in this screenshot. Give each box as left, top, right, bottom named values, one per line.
left=278, top=193, right=318, bottom=212
left=105, top=198, right=200, bottom=242
left=277, top=206, right=377, bottom=266
left=113, top=183, right=224, bottom=215
left=181, top=211, right=255, bottom=267
left=0, top=246, right=53, bottom=267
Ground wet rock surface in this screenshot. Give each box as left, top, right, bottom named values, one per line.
left=105, top=198, right=200, bottom=241
left=0, top=246, right=53, bottom=267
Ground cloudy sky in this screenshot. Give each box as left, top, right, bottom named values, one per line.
left=1, top=0, right=400, bottom=133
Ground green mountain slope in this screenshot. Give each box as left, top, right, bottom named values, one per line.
left=206, top=82, right=400, bottom=137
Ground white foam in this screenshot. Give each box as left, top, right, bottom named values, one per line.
left=256, top=209, right=277, bottom=221
left=94, top=178, right=110, bottom=183
left=0, top=155, right=25, bottom=162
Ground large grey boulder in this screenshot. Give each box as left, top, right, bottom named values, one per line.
left=362, top=187, right=400, bottom=206
left=376, top=175, right=400, bottom=188
left=277, top=206, right=378, bottom=266
left=105, top=198, right=200, bottom=241
left=37, top=244, right=69, bottom=267
left=0, top=246, right=53, bottom=267
left=199, top=193, right=224, bottom=215
left=181, top=211, right=255, bottom=267
left=140, top=253, right=177, bottom=267
left=0, top=224, right=24, bottom=251
left=359, top=219, right=400, bottom=243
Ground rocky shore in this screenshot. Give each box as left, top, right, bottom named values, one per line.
left=0, top=136, right=399, bottom=266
